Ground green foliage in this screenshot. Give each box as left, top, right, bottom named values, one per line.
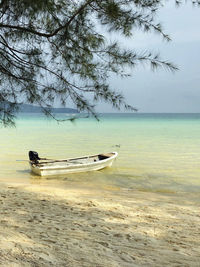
left=0, top=0, right=198, bottom=126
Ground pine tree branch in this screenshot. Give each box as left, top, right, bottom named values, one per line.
left=0, top=0, right=95, bottom=38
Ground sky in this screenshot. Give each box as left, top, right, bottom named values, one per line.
left=96, top=1, right=200, bottom=113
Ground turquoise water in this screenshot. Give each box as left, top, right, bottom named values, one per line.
left=1, top=113, right=200, bottom=193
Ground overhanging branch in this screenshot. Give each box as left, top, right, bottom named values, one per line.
left=0, top=0, right=95, bottom=38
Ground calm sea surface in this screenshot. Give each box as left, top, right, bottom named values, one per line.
left=1, top=113, right=200, bottom=193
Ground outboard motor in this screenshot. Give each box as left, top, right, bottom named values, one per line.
left=29, top=151, right=41, bottom=164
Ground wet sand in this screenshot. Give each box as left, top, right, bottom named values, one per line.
left=0, top=182, right=200, bottom=267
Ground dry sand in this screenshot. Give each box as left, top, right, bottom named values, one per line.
left=0, top=182, right=200, bottom=267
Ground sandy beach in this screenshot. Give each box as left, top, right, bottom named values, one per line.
left=0, top=182, right=200, bottom=267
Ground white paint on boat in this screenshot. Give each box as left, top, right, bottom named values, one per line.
left=29, top=152, right=118, bottom=176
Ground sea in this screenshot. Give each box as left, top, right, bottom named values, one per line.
left=1, top=113, right=200, bottom=194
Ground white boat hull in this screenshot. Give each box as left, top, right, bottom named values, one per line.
left=29, top=152, right=118, bottom=176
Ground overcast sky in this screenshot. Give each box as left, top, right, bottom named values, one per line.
left=96, top=1, right=200, bottom=113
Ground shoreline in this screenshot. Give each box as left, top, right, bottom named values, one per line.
left=0, top=181, right=200, bottom=266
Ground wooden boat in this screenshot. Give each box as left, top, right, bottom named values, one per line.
left=28, top=151, right=118, bottom=176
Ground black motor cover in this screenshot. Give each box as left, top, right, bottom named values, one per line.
left=29, top=151, right=41, bottom=162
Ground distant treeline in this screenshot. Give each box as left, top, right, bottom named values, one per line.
left=19, top=104, right=79, bottom=113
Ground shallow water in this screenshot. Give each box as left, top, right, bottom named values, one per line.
left=1, top=113, right=200, bottom=193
